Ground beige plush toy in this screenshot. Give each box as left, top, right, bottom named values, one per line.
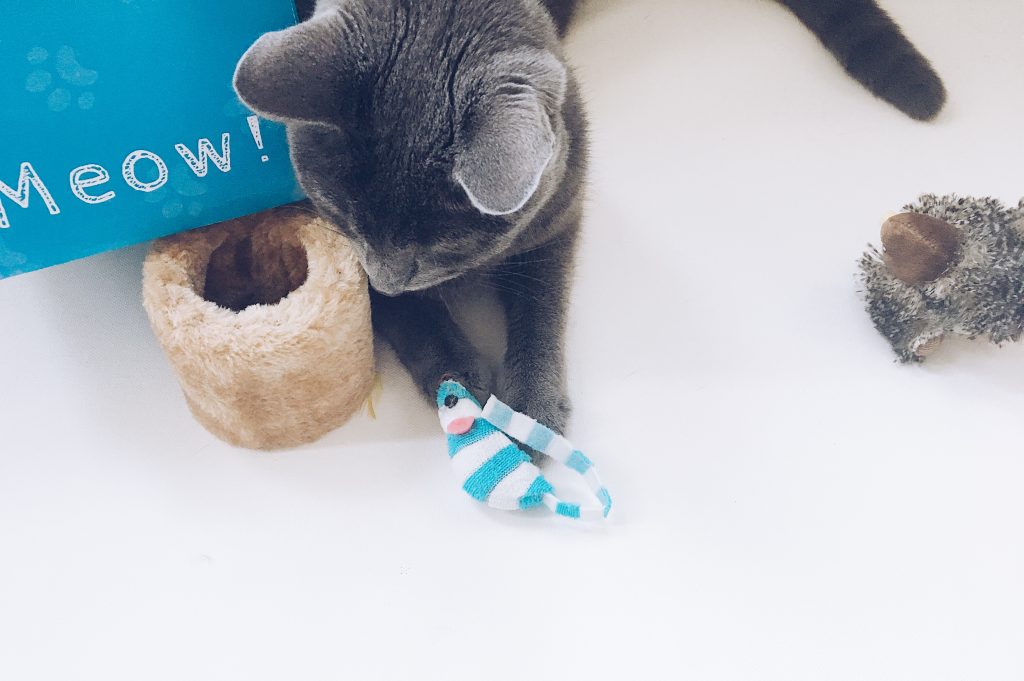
left=142, top=206, right=374, bottom=449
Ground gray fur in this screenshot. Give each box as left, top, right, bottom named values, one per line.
left=234, top=0, right=587, bottom=436
left=860, top=195, right=1024, bottom=362
left=454, top=50, right=567, bottom=216
left=241, top=0, right=943, bottom=437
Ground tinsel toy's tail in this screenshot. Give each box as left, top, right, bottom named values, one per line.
left=480, top=394, right=612, bottom=521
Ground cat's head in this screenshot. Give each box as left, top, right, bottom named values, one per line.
left=234, top=0, right=570, bottom=295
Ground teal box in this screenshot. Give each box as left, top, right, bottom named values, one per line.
left=0, top=0, right=303, bottom=279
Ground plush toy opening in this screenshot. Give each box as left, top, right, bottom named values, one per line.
left=203, top=225, right=309, bottom=312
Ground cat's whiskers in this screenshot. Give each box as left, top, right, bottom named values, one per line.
left=479, top=277, right=542, bottom=304
left=491, top=270, right=549, bottom=289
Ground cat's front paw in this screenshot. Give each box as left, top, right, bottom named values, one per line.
left=513, top=389, right=571, bottom=433
left=534, top=393, right=572, bottom=437
left=434, top=370, right=490, bottom=406
left=501, top=386, right=572, bottom=463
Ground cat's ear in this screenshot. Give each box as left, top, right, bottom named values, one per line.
left=454, top=51, right=568, bottom=216
left=233, top=11, right=355, bottom=124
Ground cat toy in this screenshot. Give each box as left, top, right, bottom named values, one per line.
left=859, top=194, right=1024, bottom=361
left=436, top=380, right=613, bottom=520
left=143, top=207, right=374, bottom=449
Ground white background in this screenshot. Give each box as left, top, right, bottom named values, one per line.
left=2, top=1, right=1023, bottom=678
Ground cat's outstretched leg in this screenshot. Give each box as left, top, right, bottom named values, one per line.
left=370, top=290, right=490, bottom=403
left=777, top=0, right=946, bottom=120
left=496, top=230, right=577, bottom=443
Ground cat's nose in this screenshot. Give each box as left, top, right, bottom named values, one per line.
left=371, top=248, right=419, bottom=296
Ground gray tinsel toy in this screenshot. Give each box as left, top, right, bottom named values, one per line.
left=860, top=194, right=1024, bottom=362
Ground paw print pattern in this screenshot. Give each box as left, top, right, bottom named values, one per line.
left=222, top=83, right=252, bottom=118
left=0, top=236, right=29, bottom=278
left=143, top=173, right=208, bottom=220
left=25, top=46, right=98, bottom=112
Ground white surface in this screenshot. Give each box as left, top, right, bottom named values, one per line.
left=2, top=1, right=1023, bottom=679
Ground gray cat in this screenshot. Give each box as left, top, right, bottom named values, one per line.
left=234, top=0, right=944, bottom=442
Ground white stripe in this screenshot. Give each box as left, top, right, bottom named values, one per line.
left=481, top=398, right=499, bottom=422
left=540, top=491, right=605, bottom=521
left=486, top=462, right=541, bottom=510
left=450, top=433, right=509, bottom=484
left=438, top=400, right=482, bottom=432
left=583, top=467, right=603, bottom=492
left=504, top=412, right=536, bottom=442
left=545, top=435, right=574, bottom=462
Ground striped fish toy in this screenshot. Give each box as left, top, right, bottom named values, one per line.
left=437, top=380, right=612, bottom=521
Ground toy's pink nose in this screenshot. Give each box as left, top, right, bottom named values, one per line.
left=445, top=417, right=474, bottom=435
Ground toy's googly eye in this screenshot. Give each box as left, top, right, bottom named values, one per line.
left=444, top=394, right=459, bottom=408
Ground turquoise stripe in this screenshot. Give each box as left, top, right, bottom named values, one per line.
left=565, top=450, right=593, bottom=474
left=524, top=422, right=555, bottom=452
left=519, top=476, right=553, bottom=509
left=486, top=400, right=514, bottom=430
left=597, top=487, right=612, bottom=517
left=436, top=380, right=479, bottom=408
left=462, top=445, right=529, bottom=501
left=447, top=419, right=498, bottom=457
left=555, top=502, right=581, bottom=519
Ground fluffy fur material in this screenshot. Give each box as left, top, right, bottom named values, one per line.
left=860, top=195, right=1024, bottom=362
left=143, top=207, right=374, bottom=449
